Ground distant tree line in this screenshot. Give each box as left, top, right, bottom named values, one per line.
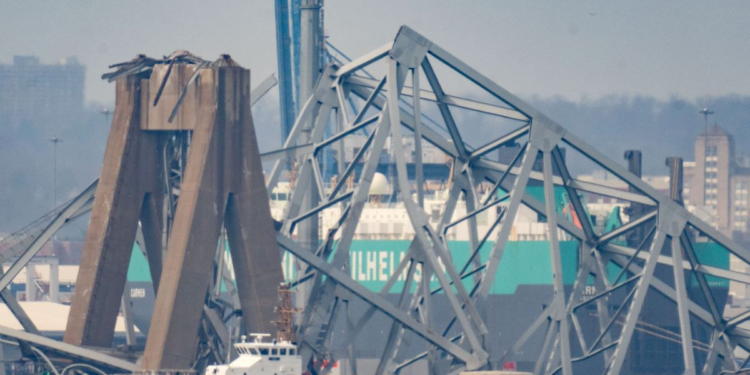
left=1, top=94, right=748, bottom=237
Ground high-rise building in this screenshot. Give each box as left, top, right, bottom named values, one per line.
left=731, top=171, right=750, bottom=235
left=690, top=125, right=734, bottom=234
left=682, top=160, right=695, bottom=206
left=0, top=55, right=85, bottom=129
left=688, top=124, right=750, bottom=239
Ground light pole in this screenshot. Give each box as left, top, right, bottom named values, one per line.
left=102, top=108, right=111, bottom=126
left=700, top=108, right=714, bottom=136
left=699, top=108, right=714, bottom=207
left=50, top=136, right=63, bottom=213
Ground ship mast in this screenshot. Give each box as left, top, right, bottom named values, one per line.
left=272, top=283, right=299, bottom=342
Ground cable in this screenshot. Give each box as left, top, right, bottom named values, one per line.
left=61, top=364, right=107, bottom=375
left=29, top=346, right=60, bottom=375
left=588, top=311, right=711, bottom=352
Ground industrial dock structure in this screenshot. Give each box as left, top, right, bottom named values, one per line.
left=1, top=3, right=750, bottom=375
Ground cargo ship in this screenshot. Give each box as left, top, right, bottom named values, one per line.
left=123, top=175, right=729, bottom=374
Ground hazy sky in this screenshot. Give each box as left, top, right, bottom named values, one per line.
left=1, top=1, right=749, bottom=104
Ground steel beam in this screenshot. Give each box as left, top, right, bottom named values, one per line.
left=542, top=151, right=572, bottom=375
left=264, top=25, right=750, bottom=375
left=671, top=236, right=696, bottom=375
left=0, top=269, right=39, bottom=335
left=386, top=56, right=487, bottom=361
left=0, top=181, right=96, bottom=293
left=276, top=234, right=483, bottom=369
left=477, top=144, right=537, bottom=301
left=0, top=326, right=138, bottom=373
left=345, top=75, right=527, bottom=121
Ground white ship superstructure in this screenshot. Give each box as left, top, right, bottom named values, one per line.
left=269, top=174, right=581, bottom=242
left=205, top=334, right=301, bottom=375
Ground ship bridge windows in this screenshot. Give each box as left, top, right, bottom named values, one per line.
left=280, top=349, right=287, bottom=355
left=272, top=193, right=288, bottom=201
left=259, top=348, right=269, bottom=355
left=237, top=347, right=258, bottom=355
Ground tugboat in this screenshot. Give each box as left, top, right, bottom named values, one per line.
left=204, top=334, right=301, bottom=375
left=205, top=284, right=303, bottom=375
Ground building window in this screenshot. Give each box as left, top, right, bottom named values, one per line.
left=705, top=145, right=718, bottom=157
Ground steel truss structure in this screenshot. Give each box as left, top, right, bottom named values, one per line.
left=268, top=26, right=750, bottom=375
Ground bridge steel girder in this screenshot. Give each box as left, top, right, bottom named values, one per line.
left=265, top=25, right=750, bottom=375
left=0, top=325, right=139, bottom=373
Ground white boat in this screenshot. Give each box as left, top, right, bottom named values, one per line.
left=205, top=334, right=301, bottom=375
